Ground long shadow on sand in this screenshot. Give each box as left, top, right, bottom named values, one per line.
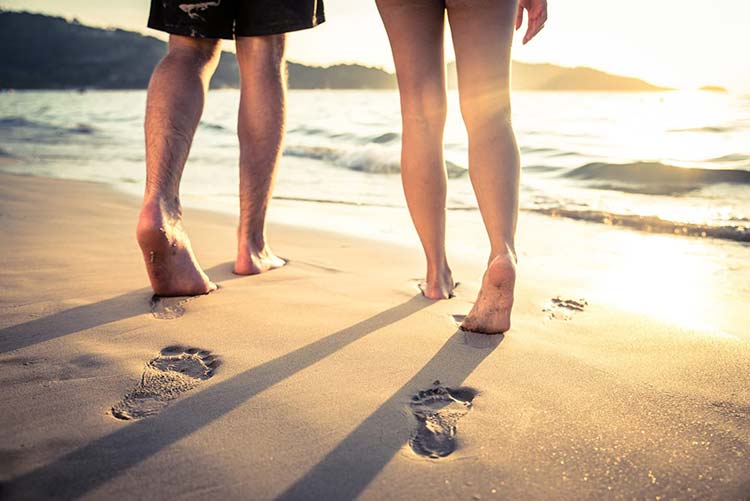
left=0, top=262, right=241, bottom=354
left=6, top=295, right=434, bottom=498
left=278, top=329, right=503, bottom=500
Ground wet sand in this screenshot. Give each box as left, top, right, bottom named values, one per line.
left=1, top=172, right=749, bottom=499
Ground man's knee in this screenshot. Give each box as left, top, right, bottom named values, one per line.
left=236, top=35, right=286, bottom=70
left=166, top=35, right=222, bottom=69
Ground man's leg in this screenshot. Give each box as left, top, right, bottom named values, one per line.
left=137, top=35, right=221, bottom=296
left=447, top=0, right=520, bottom=333
left=233, top=35, right=287, bottom=275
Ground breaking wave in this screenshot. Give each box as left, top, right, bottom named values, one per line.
left=565, top=161, right=750, bottom=186
left=287, top=126, right=401, bottom=145
left=670, top=126, right=735, bottom=133
left=531, top=207, right=750, bottom=243
left=705, top=153, right=750, bottom=163
left=0, top=116, right=98, bottom=136
left=284, top=144, right=467, bottom=178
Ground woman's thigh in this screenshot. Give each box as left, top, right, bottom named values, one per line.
left=446, top=0, right=517, bottom=114
left=376, top=0, right=447, bottom=101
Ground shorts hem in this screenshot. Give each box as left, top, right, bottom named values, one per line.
left=147, top=22, right=234, bottom=40
left=148, top=18, right=325, bottom=40
left=234, top=18, right=326, bottom=37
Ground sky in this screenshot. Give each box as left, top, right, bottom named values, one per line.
left=2, top=0, right=749, bottom=92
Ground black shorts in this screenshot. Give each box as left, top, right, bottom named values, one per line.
left=148, top=0, right=325, bottom=39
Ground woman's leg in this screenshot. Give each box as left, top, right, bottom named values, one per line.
left=446, top=0, right=520, bottom=333
left=376, top=0, right=455, bottom=300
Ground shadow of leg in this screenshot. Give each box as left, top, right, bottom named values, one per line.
left=0, top=262, right=241, bottom=353
left=5, top=296, right=430, bottom=498
left=278, top=330, right=503, bottom=500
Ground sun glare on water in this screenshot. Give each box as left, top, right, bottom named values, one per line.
left=605, top=91, right=739, bottom=166
left=589, top=230, right=731, bottom=335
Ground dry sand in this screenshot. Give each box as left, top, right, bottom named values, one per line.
left=1, top=172, right=749, bottom=499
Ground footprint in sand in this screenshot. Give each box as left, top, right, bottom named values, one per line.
left=149, top=295, right=194, bottom=320
left=409, top=382, right=477, bottom=458
left=111, top=346, right=220, bottom=420
left=543, top=296, right=588, bottom=321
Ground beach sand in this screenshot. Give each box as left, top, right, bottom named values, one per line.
left=1, top=172, right=749, bottom=499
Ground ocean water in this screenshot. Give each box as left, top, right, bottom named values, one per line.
left=1, top=89, right=749, bottom=243
left=2, top=89, right=749, bottom=338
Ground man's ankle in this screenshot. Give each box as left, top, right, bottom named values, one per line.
left=142, top=194, right=182, bottom=217
left=238, top=231, right=268, bottom=253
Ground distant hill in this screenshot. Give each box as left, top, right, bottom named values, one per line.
left=1, top=10, right=668, bottom=92
left=447, top=62, right=670, bottom=91
left=511, top=63, right=670, bottom=92
left=0, top=11, right=395, bottom=90
left=287, top=63, right=394, bottom=90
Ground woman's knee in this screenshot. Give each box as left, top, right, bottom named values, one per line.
left=400, top=84, right=447, bottom=130
left=458, top=84, right=511, bottom=132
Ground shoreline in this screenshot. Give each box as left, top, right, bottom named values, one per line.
left=3, top=148, right=749, bottom=246
left=2, top=88, right=749, bottom=249
left=2, top=169, right=750, bottom=337
left=1, top=171, right=749, bottom=498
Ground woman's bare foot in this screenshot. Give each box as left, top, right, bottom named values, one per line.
left=420, top=263, right=456, bottom=300
left=460, top=252, right=517, bottom=334
left=234, top=238, right=287, bottom=275
left=136, top=202, right=217, bottom=297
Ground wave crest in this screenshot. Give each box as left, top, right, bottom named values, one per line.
left=565, top=162, right=750, bottom=186
left=532, top=207, right=750, bottom=243
left=0, top=116, right=98, bottom=135
left=284, top=144, right=467, bottom=178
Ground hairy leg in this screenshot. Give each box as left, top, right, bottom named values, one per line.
left=137, top=35, right=221, bottom=296
left=376, top=0, right=455, bottom=300
left=233, top=35, right=287, bottom=275
left=447, top=0, right=520, bottom=332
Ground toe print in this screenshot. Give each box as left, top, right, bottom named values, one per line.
left=543, top=296, right=588, bottom=320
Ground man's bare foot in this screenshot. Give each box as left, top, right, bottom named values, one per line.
left=419, top=264, right=456, bottom=300
left=460, top=252, right=517, bottom=334
left=234, top=241, right=287, bottom=275
left=136, top=202, right=217, bottom=297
